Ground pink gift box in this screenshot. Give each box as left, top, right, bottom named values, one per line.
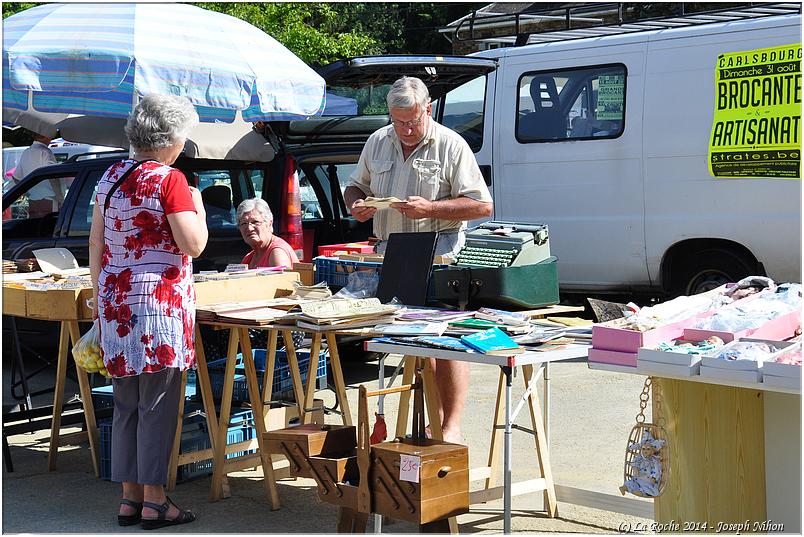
left=592, top=313, right=709, bottom=353
left=683, top=309, right=801, bottom=344
left=588, top=348, right=638, bottom=367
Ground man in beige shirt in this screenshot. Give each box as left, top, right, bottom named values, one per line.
left=345, top=76, right=493, bottom=444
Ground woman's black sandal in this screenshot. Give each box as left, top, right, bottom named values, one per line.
left=140, top=497, right=196, bottom=530
left=118, top=499, right=143, bottom=526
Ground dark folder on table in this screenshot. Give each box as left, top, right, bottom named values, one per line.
left=376, top=232, right=437, bottom=306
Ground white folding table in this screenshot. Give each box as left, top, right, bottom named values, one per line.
left=365, top=339, right=591, bottom=533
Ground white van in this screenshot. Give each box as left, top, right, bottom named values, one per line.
left=3, top=140, right=120, bottom=186
left=453, top=10, right=801, bottom=295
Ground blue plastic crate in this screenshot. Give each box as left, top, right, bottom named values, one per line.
left=313, top=256, right=446, bottom=297
left=314, top=256, right=382, bottom=290
left=98, top=408, right=255, bottom=483
left=274, top=349, right=328, bottom=393
left=206, top=348, right=327, bottom=404
left=92, top=380, right=196, bottom=411
left=99, top=418, right=113, bottom=481
left=175, top=409, right=255, bottom=482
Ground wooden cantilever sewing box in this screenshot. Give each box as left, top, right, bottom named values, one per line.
left=264, top=374, right=469, bottom=528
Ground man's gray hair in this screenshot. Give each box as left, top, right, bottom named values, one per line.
left=237, top=197, right=273, bottom=224
left=124, top=94, right=199, bottom=151
left=386, top=76, right=430, bottom=111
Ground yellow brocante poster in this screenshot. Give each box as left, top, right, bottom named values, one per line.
left=708, top=43, right=801, bottom=179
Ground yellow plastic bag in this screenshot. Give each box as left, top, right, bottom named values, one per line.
left=72, top=321, right=109, bottom=378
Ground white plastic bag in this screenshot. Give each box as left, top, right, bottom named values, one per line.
left=73, top=321, right=109, bottom=377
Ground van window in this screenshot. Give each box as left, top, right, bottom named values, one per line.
left=301, top=163, right=357, bottom=221
left=442, top=75, right=486, bottom=152
left=327, top=86, right=388, bottom=115
left=516, top=64, right=626, bottom=142
left=193, top=170, right=239, bottom=231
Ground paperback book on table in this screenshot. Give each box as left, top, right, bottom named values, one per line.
left=372, top=336, right=472, bottom=352
left=474, top=307, right=531, bottom=326
left=460, top=328, right=524, bottom=355
left=448, top=317, right=531, bottom=335
left=372, top=322, right=448, bottom=336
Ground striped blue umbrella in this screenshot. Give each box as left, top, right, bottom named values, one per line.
left=3, top=3, right=326, bottom=122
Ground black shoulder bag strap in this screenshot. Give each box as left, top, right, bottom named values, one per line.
left=102, top=159, right=156, bottom=214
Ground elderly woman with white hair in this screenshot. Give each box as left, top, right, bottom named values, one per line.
left=89, top=94, right=207, bottom=529
left=236, top=197, right=299, bottom=268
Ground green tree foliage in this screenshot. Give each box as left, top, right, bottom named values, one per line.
left=195, top=3, right=380, bottom=66
left=325, top=3, right=485, bottom=55
left=2, top=3, right=37, bottom=18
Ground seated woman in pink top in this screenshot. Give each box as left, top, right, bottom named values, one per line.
left=236, top=198, right=300, bottom=268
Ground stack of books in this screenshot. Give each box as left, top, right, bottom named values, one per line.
left=377, top=328, right=525, bottom=356
left=294, top=297, right=398, bottom=330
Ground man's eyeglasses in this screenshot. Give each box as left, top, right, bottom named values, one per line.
left=390, top=110, right=426, bottom=129
left=238, top=220, right=265, bottom=229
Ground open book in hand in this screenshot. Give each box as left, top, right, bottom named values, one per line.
left=460, top=327, right=525, bottom=355
left=359, top=196, right=404, bottom=209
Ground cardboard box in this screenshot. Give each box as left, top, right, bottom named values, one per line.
left=25, top=287, right=93, bottom=321
left=762, top=374, right=801, bottom=391
left=588, top=348, right=637, bottom=367
left=264, top=399, right=324, bottom=430
left=699, top=337, right=792, bottom=372
left=291, top=262, right=315, bottom=286
left=2, top=286, right=27, bottom=317
left=317, top=241, right=375, bottom=257
left=638, top=359, right=701, bottom=377
left=194, top=272, right=299, bottom=306
left=684, top=309, right=801, bottom=344
left=761, top=342, right=802, bottom=378
left=699, top=365, right=762, bottom=383
left=701, top=338, right=791, bottom=371
left=592, top=313, right=706, bottom=353
left=638, top=340, right=707, bottom=367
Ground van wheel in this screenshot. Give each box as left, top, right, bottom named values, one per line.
left=671, top=248, right=757, bottom=296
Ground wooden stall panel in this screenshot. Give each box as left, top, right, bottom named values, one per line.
left=25, top=288, right=93, bottom=320
left=194, top=272, right=299, bottom=306
left=2, top=286, right=27, bottom=316
left=654, top=379, right=766, bottom=529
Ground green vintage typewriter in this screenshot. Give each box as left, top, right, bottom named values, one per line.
left=433, top=222, right=558, bottom=310
left=455, top=222, right=551, bottom=268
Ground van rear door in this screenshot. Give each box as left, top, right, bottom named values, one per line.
left=282, top=55, right=498, bottom=256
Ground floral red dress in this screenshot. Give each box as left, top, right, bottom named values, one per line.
left=96, top=159, right=197, bottom=378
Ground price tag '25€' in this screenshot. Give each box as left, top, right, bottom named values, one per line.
left=399, top=454, right=421, bottom=483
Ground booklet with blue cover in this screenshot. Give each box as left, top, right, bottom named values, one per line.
left=371, top=336, right=471, bottom=352
left=408, top=336, right=471, bottom=352
left=460, top=327, right=525, bottom=355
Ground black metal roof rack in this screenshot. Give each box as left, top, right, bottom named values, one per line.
left=452, top=2, right=801, bottom=46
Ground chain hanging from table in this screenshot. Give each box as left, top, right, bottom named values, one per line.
left=619, top=376, right=670, bottom=498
